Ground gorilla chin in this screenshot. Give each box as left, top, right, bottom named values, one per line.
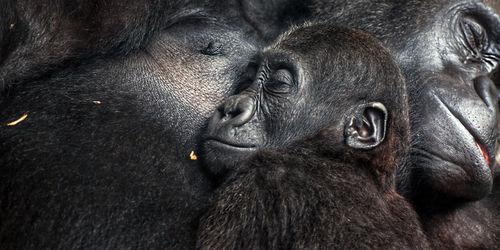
left=202, top=139, right=258, bottom=179
left=414, top=151, right=493, bottom=201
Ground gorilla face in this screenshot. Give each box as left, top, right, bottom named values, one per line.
left=309, top=0, right=500, bottom=202
left=201, top=24, right=406, bottom=179
left=138, top=19, right=258, bottom=150
left=399, top=1, right=500, bottom=201
left=201, top=53, right=338, bottom=177
left=0, top=9, right=260, bottom=248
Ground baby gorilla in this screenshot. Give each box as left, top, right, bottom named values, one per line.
left=198, top=23, right=429, bottom=249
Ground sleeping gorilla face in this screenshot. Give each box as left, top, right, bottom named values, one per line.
left=0, top=1, right=260, bottom=248
left=394, top=0, right=500, bottom=201
left=311, top=0, right=500, bottom=202
left=201, top=23, right=408, bottom=179
left=141, top=18, right=258, bottom=149
left=411, top=7, right=498, bottom=201
left=197, top=24, right=425, bottom=250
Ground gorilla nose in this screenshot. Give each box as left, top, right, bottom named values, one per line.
left=474, top=76, right=498, bottom=111
left=219, top=94, right=256, bottom=127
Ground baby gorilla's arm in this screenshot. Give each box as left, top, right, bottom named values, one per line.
left=197, top=149, right=428, bottom=249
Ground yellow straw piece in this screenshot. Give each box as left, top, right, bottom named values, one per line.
left=190, top=151, right=198, bottom=161
left=7, top=113, right=28, bottom=126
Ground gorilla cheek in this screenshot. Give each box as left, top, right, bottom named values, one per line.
left=135, top=39, right=252, bottom=154
left=146, top=45, right=234, bottom=115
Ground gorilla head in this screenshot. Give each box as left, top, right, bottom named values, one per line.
left=201, top=22, right=409, bottom=182
left=304, top=2, right=500, bottom=247
left=0, top=1, right=261, bottom=248
left=312, top=0, right=500, bottom=204
left=198, top=23, right=428, bottom=249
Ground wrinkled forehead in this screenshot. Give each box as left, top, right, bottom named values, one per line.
left=265, top=24, right=402, bottom=86
left=272, top=24, right=388, bottom=61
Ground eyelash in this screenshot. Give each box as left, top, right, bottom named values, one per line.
left=263, top=69, right=294, bottom=95
left=459, top=18, right=499, bottom=70
left=461, top=20, right=486, bottom=58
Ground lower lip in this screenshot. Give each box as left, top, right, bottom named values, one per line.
left=476, top=141, right=490, bottom=166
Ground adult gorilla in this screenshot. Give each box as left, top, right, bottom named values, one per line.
left=307, top=0, right=500, bottom=248
left=321, top=0, right=500, bottom=196
left=0, top=0, right=261, bottom=248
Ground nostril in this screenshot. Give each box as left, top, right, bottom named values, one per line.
left=221, top=110, right=240, bottom=122
left=474, top=76, right=498, bottom=111
left=220, top=96, right=241, bottom=121
left=219, top=94, right=255, bottom=127
left=221, top=113, right=231, bottom=122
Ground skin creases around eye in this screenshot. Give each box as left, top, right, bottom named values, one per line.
left=457, top=18, right=500, bottom=73
left=461, top=18, right=486, bottom=51
left=265, top=80, right=291, bottom=94
left=458, top=17, right=496, bottom=69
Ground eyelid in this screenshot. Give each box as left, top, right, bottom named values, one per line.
left=263, top=68, right=295, bottom=95
left=272, top=69, right=293, bottom=85
left=200, top=41, right=223, bottom=55
left=456, top=16, right=500, bottom=72
left=460, top=17, right=488, bottom=53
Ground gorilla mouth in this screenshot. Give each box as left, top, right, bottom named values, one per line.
left=434, top=94, right=493, bottom=169
left=407, top=93, right=496, bottom=200
left=477, top=141, right=491, bottom=166
left=205, top=138, right=258, bottom=151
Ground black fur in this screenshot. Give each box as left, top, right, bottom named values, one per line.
left=0, top=0, right=207, bottom=88
left=0, top=0, right=261, bottom=248
left=237, top=0, right=313, bottom=43
left=197, top=23, right=429, bottom=249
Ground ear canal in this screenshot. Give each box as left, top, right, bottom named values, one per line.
left=345, top=102, right=387, bottom=149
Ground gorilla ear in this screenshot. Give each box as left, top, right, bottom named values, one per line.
left=345, top=102, right=387, bottom=149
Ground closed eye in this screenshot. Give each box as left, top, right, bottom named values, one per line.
left=200, top=41, right=223, bottom=56
left=264, top=69, right=294, bottom=95
left=459, top=16, right=499, bottom=72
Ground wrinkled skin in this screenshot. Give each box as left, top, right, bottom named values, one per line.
left=242, top=0, right=500, bottom=247
left=201, top=24, right=407, bottom=177
left=297, top=0, right=500, bottom=204
left=392, top=1, right=499, bottom=202
left=246, top=0, right=500, bottom=200
left=308, top=0, right=500, bottom=248
left=0, top=0, right=261, bottom=248
left=1, top=0, right=498, bottom=248
left=198, top=23, right=429, bottom=249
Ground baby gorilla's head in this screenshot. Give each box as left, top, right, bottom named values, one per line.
left=202, top=23, right=409, bottom=179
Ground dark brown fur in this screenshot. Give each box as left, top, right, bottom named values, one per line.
left=197, top=23, right=429, bottom=249
left=197, top=132, right=429, bottom=249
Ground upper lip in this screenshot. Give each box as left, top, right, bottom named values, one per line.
left=434, top=93, right=493, bottom=167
